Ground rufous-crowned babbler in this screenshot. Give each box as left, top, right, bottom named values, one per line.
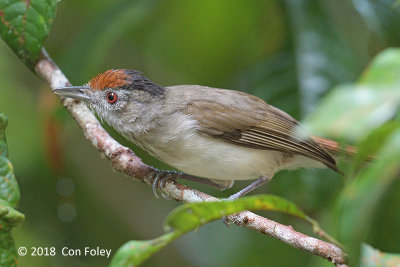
left=54, top=69, right=353, bottom=199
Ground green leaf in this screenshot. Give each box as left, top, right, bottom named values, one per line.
left=0, top=199, right=24, bottom=228
left=335, top=128, right=400, bottom=262
left=0, top=232, right=17, bottom=267
left=0, top=114, right=20, bottom=208
left=164, top=195, right=309, bottom=233
left=110, top=232, right=178, bottom=267
left=303, top=48, right=400, bottom=264
left=0, top=156, right=20, bottom=208
left=305, top=48, right=400, bottom=141
left=0, top=0, right=59, bottom=69
left=0, top=114, right=7, bottom=158
left=360, top=244, right=400, bottom=267
left=0, top=113, right=24, bottom=267
left=359, top=48, right=400, bottom=86
left=111, top=195, right=334, bottom=266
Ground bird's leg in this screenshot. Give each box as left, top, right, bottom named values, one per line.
left=227, top=175, right=272, bottom=200
left=149, top=170, right=234, bottom=199
left=222, top=175, right=273, bottom=226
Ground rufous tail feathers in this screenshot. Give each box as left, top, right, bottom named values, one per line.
left=311, top=136, right=359, bottom=159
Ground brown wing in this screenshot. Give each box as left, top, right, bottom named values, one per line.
left=182, top=91, right=339, bottom=172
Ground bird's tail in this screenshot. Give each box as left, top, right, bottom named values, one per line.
left=311, top=135, right=373, bottom=163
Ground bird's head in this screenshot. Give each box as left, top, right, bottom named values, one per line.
left=53, top=69, right=164, bottom=131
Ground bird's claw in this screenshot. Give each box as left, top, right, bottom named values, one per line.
left=150, top=170, right=180, bottom=199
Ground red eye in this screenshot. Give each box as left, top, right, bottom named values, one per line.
left=106, top=92, right=118, bottom=104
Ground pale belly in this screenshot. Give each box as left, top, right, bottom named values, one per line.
left=169, top=142, right=285, bottom=180
left=129, top=129, right=288, bottom=181
left=124, top=114, right=326, bottom=181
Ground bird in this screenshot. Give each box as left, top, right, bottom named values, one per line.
left=54, top=69, right=350, bottom=199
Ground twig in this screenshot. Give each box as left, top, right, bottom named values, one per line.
left=34, top=48, right=348, bottom=266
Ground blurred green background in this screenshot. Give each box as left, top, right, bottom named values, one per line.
left=0, top=0, right=400, bottom=266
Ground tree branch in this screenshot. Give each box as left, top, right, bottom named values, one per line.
left=34, top=48, right=348, bottom=266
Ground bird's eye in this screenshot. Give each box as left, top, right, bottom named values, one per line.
left=106, top=92, right=118, bottom=104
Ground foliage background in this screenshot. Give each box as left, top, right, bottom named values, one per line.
left=0, top=0, right=399, bottom=266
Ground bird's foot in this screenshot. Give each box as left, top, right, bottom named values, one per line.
left=150, top=170, right=180, bottom=199
left=149, top=170, right=234, bottom=199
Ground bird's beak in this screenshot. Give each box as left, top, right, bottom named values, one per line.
left=53, top=86, right=91, bottom=101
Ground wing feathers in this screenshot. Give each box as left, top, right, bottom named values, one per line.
left=182, top=91, right=338, bottom=173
